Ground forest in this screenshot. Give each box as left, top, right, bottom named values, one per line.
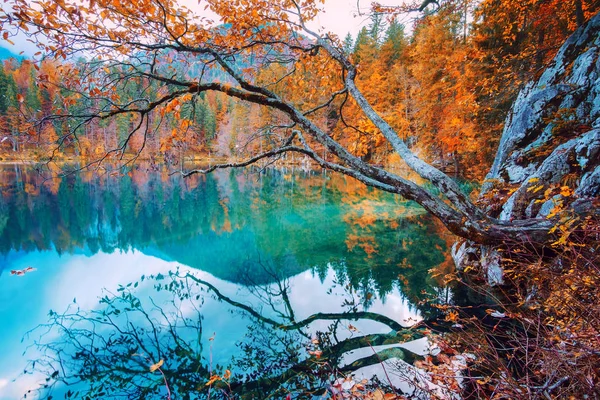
left=0, top=0, right=599, bottom=398
left=0, top=0, right=593, bottom=178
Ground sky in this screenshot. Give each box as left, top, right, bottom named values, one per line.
left=310, top=0, right=417, bottom=39
left=308, top=0, right=403, bottom=39
left=0, top=0, right=412, bottom=57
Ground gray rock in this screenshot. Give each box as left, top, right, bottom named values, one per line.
left=459, top=13, right=600, bottom=289
left=577, top=167, right=600, bottom=197
left=482, top=247, right=504, bottom=287
left=537, top=195, right=563, bottom=218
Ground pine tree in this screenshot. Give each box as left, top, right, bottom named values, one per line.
left=380, top=19, right=407, bottom=66
left=342, top=33, right=354, bottom=56
left=367, top=12, right=385, bottom=45
left=0, top=63, right=9, bottom=114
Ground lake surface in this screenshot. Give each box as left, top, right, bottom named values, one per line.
left=0, top=164, right=453, bottom=399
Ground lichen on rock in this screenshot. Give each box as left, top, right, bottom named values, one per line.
left=457, top=13, right=600, bottom=286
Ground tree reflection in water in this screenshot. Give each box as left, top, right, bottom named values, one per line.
left=24, top=265, right=435, bottom=399
left=0, top=165, right=457, bottom=398
left=0, top=165, right=454, bottom=314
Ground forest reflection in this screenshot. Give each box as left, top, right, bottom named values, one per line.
left=24, top=265, right=442, bottom=399
left=0, top=164, right=456, bottom=398
left=0, top=163, right=453, bottom=306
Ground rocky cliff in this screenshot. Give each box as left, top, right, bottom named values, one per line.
left=454, top=13, right=600, bottom=285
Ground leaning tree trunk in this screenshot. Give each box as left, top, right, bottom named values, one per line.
left=453, top=13, right=600, bottom=285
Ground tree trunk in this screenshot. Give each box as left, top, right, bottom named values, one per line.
left=576, top=0, right=585, bottom=27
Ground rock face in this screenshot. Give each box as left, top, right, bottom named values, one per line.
left=454, top=13, right=600, bottom=285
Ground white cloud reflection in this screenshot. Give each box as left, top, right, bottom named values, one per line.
left=0, top=249, right=422, bottom=399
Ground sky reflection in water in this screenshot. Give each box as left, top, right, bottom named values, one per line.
left=0, top=165, right=451, bottom=399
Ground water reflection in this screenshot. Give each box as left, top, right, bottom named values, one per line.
left=0, top=164, right=453, bottom=399
left=21, top=265, right=433, bottom=399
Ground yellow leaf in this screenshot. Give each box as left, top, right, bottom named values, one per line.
left=445, top=310, right=459, bottom=322
left=372, top=389, right=385, bottom=400
left=560, top=186, right=573, bottom=197
left=149, top=359, right=164, bottom=372
left=205, top=374, right=221, bottom=386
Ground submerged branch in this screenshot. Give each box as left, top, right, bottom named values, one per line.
left=230, top=332, right=425, bottom=394
left=180, top=272, right=408, bottom=332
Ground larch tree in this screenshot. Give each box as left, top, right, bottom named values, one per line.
left=0, top=0, right=597, bottom=249
left=409, top=7, right=482, bottom=176
left=0, top=1, right=599, bottom=397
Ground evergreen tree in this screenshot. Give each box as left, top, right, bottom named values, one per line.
left=367, top=12, right=385, bottom=45
left=380, top=19, right=406, bottom=66
left=353, top=27, right=374, bottom=63
left=342, top=33, right=354, bottom=56
left=0, top=64, right=8, bottom=114
left=204, top=106, right=216, bottom=141
left=25, top=69, right=42, bottom=114
left=0, top=68, right=18, bottom=115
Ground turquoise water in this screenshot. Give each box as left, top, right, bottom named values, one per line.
left=0, top=165, right=450, bottom=399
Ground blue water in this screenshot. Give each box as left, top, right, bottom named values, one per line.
left=0, top=166, right=448, bottom=399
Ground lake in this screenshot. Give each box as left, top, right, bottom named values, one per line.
left=0, top=164, right=453, bottom=399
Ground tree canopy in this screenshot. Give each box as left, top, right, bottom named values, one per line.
left=3, top=0, right=593, bottom=246
left=1, top=1, right=599, bottom=397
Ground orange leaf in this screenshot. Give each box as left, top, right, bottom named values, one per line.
left=205, top=374, right=221, bottom=386
left=149, top=359, right=164, bottom=372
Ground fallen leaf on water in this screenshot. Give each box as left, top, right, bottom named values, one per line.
left=10, top=267, right=37, bottom=276
left=353, top=383, right=365, bottom=391
left=149, top=359, right=164, bottom=372
left=205, top=374, right=221, bottom=386
left=372, top=389, right=385, bottom=400
left=308, top=349, right=323, bottom=358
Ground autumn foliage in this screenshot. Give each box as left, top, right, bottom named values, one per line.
left=1, top=0, right=599, bottom=398
left=0, top=0, right=597, bottom=178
